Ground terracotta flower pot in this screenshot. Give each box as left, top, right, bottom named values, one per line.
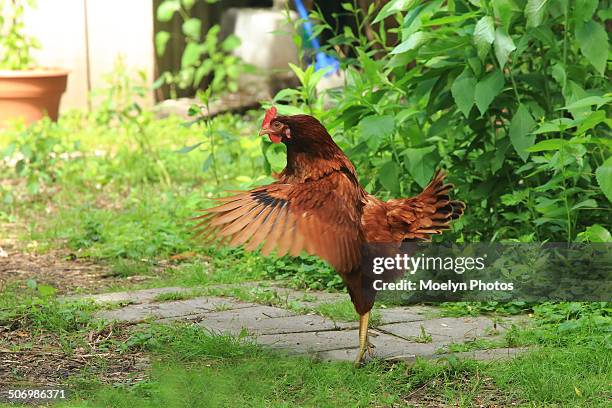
left=0, top=68, right=69, bottom=127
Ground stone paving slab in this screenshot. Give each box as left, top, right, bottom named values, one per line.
left=318, top=344, right=529, bottom=363
left=76, top=287, right=194, bottom=304
left=97, top=296, right=255, bottom=323
left=87, top=287, right=527, bottom=362
left=264, top=283, right=346, bottom=307
left=377, top=306, right=437, bottom=325
left=187, top=313, right=351, bottom=336
left=256, top=330, right=403, bottom=355
left=379, top=316, right=500, bottom=342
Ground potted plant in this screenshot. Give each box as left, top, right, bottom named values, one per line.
left=0, top=0, right=69, bottom=126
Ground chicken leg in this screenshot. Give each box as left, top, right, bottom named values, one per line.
left=354, top=311, right=373, bottom=367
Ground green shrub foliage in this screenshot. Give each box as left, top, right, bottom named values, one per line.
left=271, top=0, right=611, bottom=243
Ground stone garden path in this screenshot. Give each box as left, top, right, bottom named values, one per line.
left=81, top=284, right=528, bottom=363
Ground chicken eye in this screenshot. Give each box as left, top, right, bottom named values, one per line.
left=272, top=121, right=281, bottom=129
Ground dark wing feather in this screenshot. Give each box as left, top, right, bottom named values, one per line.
left=195, top=173, right=364, bottom=273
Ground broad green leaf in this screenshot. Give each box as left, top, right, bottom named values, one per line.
left=402, top=146, right=437, bottom=188
left=451, top=69, right=477, bottom=117
left=187, top=104, right=200, bottom=116
left=222, top=35, right=241, bottom=52
left=155, top=31, right=171, bottom=56
left=501, top=189, right=529, bottom=205
left=391, top=32, right=429, bottom=54
left=288, top=63, right=305, bottom=84
left=473, top=16, right=495, bottom=60
left=357, top=49, right=382, bottom=84
left=193, top=59, right=213, bottom=87
left=181, top=42, right=202, bottom=68
left=378, top=161, right=400, bottom=194
left=492, top=138, right=510, bottom=173
left=533, top=118, right=577, bottom=134
left=574, top=0, right=599, bottom=22
left=525, top=138, right=566, bottom=152
left=592, top=137, right=612, bottom=149
left=182, top=0, right=196, bottom=9
left=525, top=0, right=548, bottom=28
left=571, top=199, right=597, bottom=210
left=563, top=81, right=589, bottom=119
left=514, top=33, right=531, bottom=58
left=467, top=57, right=482, bottom=77
left=359, top=115, right=395, bottom=150
left=273, top=88, right=301, bottom=102
left=182, top=18, right=201, bottom=40
left=265, top=143, right=287, bottom=171
left=509, top=104, right=536, bottom=161
left=179, top=67, right=195, bottom=87
left=493, top=0, right=519, bottom=30
left=341, top=2, right=356, bottom=11
left=474, top=70, right=505, bottom=115
left=157, top=0, right=180, bottom=22
left=595, top=156, right=612, bottom=203
left=577, top=224, right=612, bottom=243
left=420, top=12, right=479, bottom=27
left=37, top=284, right=57, bottom=297
left=575, top=20, right=608, bottom=75
left=534, top=196, right=565, bottom=216
left=561, top=96, right=610, bottom=111
left=494, top=28, right=516, bottom=67
left=576, top=110, right=606, bottom=134
left=27, top=181, right=39, bottom=195
left=551, top=63, right=566, bottom=87
left=374, top=0, right=416, bottom=23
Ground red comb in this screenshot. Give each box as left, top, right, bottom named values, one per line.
left=262, top=106, right=277, bottom=128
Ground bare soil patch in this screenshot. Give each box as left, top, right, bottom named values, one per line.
left=0, top=323, right=149, bottom=387
left=1, top=222, right=126, bottom=294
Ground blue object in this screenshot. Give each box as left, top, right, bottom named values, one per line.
left=293, top=0, right=340, bottom=75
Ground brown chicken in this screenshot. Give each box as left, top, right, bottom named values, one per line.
left=195, top=107, right=465, bottom=365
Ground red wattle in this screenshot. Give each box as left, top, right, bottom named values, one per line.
left=269, top=134, right=282, bottom=143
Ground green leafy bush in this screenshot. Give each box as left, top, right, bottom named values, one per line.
left=154, top=0, right=246, bottom=97
left=275, top=0, right=611, bottom=243
left=0, top=0, right=40, bottom=69
left=1, top=119, right=75, bottom=196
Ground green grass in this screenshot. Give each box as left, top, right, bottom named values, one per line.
left=153, top=291, right=198, bottom=302
left=440, top=338, right=506, bottom=353
left=0, top=293, right=100, bottom=336
left=199, top=285, right=306, bottom=312
left=408, top=324, right=433, bottom=344
left=55, top=324, right=508, bottom=407
left=438, top=301, right=532, bottom=317
left=491, top=346, right=611, bottom=405
left=51, top=322, right=611, bottom=407
left=313, top=299, right=381, bottom=326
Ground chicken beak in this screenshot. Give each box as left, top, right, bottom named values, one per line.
left=259, top=128, right=270, bottom=136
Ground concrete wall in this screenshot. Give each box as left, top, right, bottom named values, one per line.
left=24, top=0, right=155, bottom=112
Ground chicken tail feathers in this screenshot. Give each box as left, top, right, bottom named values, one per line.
left=386, top=170, right=465, bottom=241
